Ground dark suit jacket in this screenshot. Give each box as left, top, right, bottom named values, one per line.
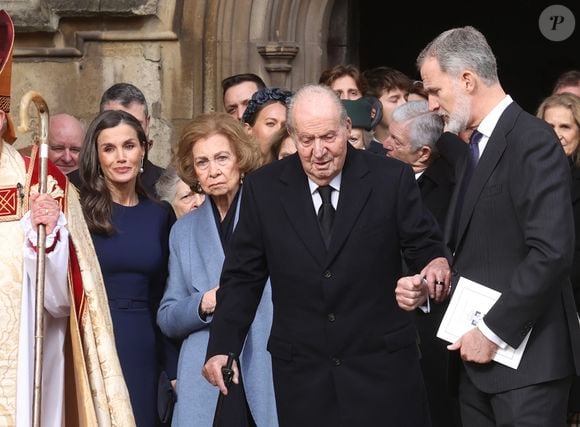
left=418, top=156, right=456, bottom=227
left=367, top=138, right=388, bottom=156
left=568, top=164, right=580, bottom=411
left=207, top=145, right=444, bottom=426
left=436, top=132, right=467, bottom=177
left=570, top=164, right=580, bottom=309
left=447, top=102, right=580, bottom=394
left=415, top=157, right=462, bottom=427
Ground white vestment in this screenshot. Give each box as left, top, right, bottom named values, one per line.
left=0, top=142, right=69, bottom=426
left=16, top=212, right=69, bottom=427
left=1, top=141, right=136, bottom=427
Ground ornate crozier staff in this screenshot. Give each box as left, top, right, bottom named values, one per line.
left=17, top=91, right=50, bottom=427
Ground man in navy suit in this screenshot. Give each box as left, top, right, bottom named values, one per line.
left=409, top=25, right=580, bottom=426
left=203, top=84, right=450, bottom=426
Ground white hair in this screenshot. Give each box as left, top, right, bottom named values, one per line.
left=286, top=84, right=348, bottom=135
left=392, top=101, right=444, bottom=152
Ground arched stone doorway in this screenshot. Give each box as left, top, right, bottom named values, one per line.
left=191, top=0, right=338, bottom=113
left=8, top=0, right=341, bottom=164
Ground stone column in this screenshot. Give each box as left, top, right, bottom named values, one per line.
left=257, top=42, right=299, bottom=89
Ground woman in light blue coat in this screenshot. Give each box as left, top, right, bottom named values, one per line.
left=157, top=113, right=277, bottom=426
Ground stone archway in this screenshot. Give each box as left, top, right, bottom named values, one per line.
left=8, top=0, right=344, bottom=164
left=189, top=0, right=338, bottom=113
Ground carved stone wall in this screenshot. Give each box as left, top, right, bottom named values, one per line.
left=7, top=0, right=339, bottom=166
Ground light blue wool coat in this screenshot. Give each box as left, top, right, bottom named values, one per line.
left=157, top=195, right=277, bottom=426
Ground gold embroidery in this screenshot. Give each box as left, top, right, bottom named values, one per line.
left=0, top=187, right=17, bottom=216
left=30, top=175, right=65, bottom=203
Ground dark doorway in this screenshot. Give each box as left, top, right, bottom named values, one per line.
left=352, top=0, right=579, bottom=113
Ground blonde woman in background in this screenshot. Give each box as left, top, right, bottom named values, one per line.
left=537, top=92, right=580, bottom=427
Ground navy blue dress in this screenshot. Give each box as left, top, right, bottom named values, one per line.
left=92, top=197, right=175, bottom=427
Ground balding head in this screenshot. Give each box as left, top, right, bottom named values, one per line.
left=48, top=113, right=85, bottom=174
left=287, top=85, right=348, bottom=135
left=287, top=85, right=351, bottom=186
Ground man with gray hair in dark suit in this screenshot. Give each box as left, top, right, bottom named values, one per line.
left=402, top=25, right=580, bottom=427
left=203, top=83, right=451, bottom=426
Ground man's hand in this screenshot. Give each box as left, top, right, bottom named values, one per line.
left=396, top=274, right=428, bottom=311
left=448, top=327, right=498, bottom=364
left=202, top=355, right=239, bottom=395
left=30, top=192, right=60, bottom=235
left=420, top=257, right=451, bottom=302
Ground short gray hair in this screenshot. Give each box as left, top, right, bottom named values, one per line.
left=155, top=166, right=182, bottom=204
left=417, top=26, right=499, bottom=87
left=392, top=100, right=444, bottom=152
left=286, top=84, right=349, bottom=135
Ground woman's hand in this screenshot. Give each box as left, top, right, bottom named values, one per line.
left=199, top=286, right=218, bottom=318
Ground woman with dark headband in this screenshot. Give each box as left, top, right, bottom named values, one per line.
left=242, top=87, right=292, bottom=164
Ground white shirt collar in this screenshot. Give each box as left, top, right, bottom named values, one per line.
left=308, top=173, right=342, bottom=195
left=477, top=95, right=513, bottom=138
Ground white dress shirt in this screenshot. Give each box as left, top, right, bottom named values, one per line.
left=308, top=174, right=342, bottom=211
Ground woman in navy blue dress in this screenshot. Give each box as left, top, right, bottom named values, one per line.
left=79, top=110, right=176, bottom=426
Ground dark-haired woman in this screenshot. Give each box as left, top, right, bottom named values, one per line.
left=79, top=109, right=176, bottom=427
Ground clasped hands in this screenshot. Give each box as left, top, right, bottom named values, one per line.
left=395, top=256, right=451, bottom=310
left=30, top=192, right=60, bottom=235
left=395, top=257, right=497, bottom=364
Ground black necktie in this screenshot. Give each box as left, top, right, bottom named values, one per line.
left=317, top=186, right=335, bottom=248
left=451, top=130, right=483, bottom=250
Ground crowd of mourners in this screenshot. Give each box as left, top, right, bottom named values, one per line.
left=3, top=9, right=580, bottom=426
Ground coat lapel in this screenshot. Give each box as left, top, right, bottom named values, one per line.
left=443, top=156, right=466, bottom=252
left=455, top=105, right=517, bottom=249
left=193, top=200, right=224, bottom=292
left=326, top=146, right=372, bottom=264
left=279, top=156, right=327, bottom=266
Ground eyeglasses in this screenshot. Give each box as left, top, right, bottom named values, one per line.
left=193, top=153, right=233, bottom=170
